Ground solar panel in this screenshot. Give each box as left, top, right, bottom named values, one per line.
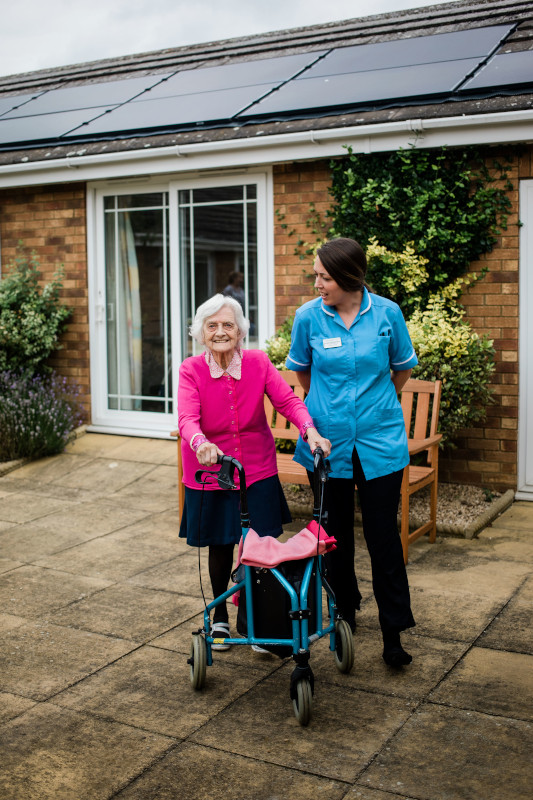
left=1, top=74, right=169, bottom=119
left=305, top=24, right=513, bottom=78
left=0, top=107, right=117, bottom=145
left=239, top=58, right=481, bottom=117
left=460, top=49, right=533, bottom=91
left=64, top=83, right=279, bottom=137
left=0, top=92, right=44, bottom=118
left=131, top=51, right=326, bottom=102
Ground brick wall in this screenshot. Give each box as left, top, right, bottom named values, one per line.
left=0, top=183, right=90, bottom=420
left=439, top=149, right=521, bottom=491
left=273, top=150, right=524, bottom=492
left=273, top=161, right=332, bottom=327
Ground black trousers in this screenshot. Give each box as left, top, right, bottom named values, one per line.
left=307, top=448, right=415, bottom=633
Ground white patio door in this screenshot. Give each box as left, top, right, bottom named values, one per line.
left=88, top=172, right=273, bottom=437
left=518, top=179, right=533, bottom=499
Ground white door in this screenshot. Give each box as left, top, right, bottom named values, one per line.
left=518, top=179, right=533, bottom=499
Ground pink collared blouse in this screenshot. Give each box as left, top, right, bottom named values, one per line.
left=178, top=349, right=314, bottom=490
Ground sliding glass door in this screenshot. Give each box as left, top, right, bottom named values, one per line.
left=90, top=172, right=272, bottom=435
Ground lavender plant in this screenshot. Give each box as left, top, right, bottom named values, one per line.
left=0, top=370, right=83, bottom=461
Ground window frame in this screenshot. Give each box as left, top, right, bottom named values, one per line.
left=87, top=169, right=274, bottom=437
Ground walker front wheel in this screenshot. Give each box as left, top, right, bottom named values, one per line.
left=189, top=634, right=207, bottom=690
left=334, top=619, right=355, bottom=674
left=292, top=678, right=313, bottom=726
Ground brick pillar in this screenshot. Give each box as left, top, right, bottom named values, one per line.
left=273, top=161, right=332, bottom=327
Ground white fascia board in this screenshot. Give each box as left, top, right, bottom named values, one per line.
left=0, top=109, right=532, bottom=189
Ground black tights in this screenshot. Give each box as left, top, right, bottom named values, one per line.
left=208, top=544, right=235, bottom=623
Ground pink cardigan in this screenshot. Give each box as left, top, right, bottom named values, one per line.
left=178, top=350, right=313, bottom=490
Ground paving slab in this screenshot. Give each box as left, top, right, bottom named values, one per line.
left=0, top=691, right=36, bottom=724
left=0, top=557, right=23, bottom=573
left=32, top=499, right=151, bottom=536
left=0, top=565, right=111, bottom=618
left=429, top=646, right=533, bottom=720
left=48, top=583, right=201, bottom=642
left=191, top=669, right=413, bottom=783
left=2, top=452, right=95, bottom=484
left=489, top=501, right=533, bottom=531
left=106, top=464, right=180, bottom=512
left=115, top=741, right=347, bottom=800
left=55, top=644, right=273, bottom=738
left=50, top=457, right=157, bottom=495
left=345, top=789, right=417, bottom=800
left=0, top=620, right=136, bottom=700
left=0, top=613, right=28, bottom=633
left=0, top=702, right=174, bottom=800
left=360, top=703, right=533, bottom=800
left=34, top=529, right=182, bottom=581
left=126, top=551, right=211, bottom=596
left=360, top=583, right=505, bottom=642
left=478, top=575, right=533, bottom=654
left=104, top=508, right=183, bottom=544
left=309, top=627, right=468, bottom=700
left=66, top=433, right=176, bottom=465
left=0, top=491, right=77, bottom=524
left=407, top=551, right=530, bottom=601
left=0, top=521, right=118, bottom=562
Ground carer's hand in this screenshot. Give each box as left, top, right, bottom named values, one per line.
left=196, top=441, right=224, bottom=466
left=305, top=427, right=331, bottom=458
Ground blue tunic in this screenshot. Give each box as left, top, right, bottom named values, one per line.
left=286, top=289, right=418, bottom=481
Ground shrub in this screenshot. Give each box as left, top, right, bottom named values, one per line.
left=0, top=248, right=71, bottom=372
left=328, top=145, right=512, bottom=306
left=264, top=316, right=293, bottom=369
left=0, top=370, right=83, bottom=461
left=407, top=276, right=496, bottom=444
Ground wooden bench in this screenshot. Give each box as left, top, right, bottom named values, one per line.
left=172, top=371, right=442, bottom=563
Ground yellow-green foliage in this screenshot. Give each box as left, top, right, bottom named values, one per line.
left=407, top=275, right=495, bottom=444
left=366, top=237, right=429, bottom=301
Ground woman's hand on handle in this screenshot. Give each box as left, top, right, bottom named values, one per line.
left=196, top=441, right=224, bottom=466
left=305, top=427, right=331, bottom=458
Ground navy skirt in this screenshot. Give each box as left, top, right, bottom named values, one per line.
left=179, top=475, right=291, bottom=547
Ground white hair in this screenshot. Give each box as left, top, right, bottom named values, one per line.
left=189, top=293, right=250, bottom=346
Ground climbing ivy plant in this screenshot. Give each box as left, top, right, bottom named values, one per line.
left=326, top=145, right=513, bottom=309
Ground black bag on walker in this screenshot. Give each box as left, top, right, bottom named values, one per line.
left=235, top=559, right=318, bottom=658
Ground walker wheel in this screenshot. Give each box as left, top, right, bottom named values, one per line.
left=334, top=619, right=355, bottom=674
left=189, top=634, right=207, bottom=690
left=292, top=678, right=313, bottom=726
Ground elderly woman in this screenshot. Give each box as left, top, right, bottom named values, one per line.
left=178, top=294, right=330, bottom=649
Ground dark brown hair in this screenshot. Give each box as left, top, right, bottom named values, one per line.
left=316, top=237, right=369, bottom=293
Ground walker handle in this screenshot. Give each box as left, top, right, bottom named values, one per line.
left=216, top=455, right=250, bottom=527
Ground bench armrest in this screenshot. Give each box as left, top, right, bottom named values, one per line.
left=408, top=434, right=442, bottom=455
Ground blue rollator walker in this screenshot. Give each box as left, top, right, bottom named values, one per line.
left=188, top=448, right=355, bottom=726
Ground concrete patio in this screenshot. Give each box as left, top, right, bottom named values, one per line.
left=0, top=433, right=531, bottom=800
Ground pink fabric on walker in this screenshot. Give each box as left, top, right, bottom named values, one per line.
left=231, top=522, right=336, bottom=605
left=240, top=523, right=336, bottom=569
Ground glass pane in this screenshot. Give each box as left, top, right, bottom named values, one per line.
left=117, top=192, right=166, bottom=209
left=246, top=185, right=257, bottom=200
left=104, top=198, right=171, bottom=413
left=193, top=186, right=244, bottom=204
left=181, top=184, right=259, bottom=357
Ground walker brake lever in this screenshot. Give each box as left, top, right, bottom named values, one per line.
left=216, top=455, right=237, bottom=490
